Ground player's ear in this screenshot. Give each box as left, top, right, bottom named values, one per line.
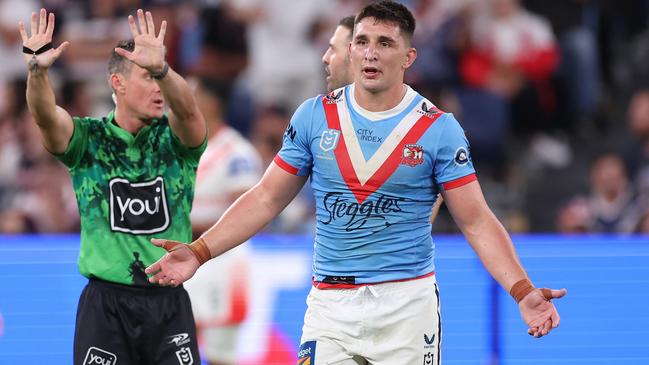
left=403, top=47, right=417, bottom=70
left=110, top=73, right=126, bottom=95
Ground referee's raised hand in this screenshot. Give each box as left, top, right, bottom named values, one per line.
left=114, top=9, right=167, bottom=77
left=19, top=8, right=69, bottom=69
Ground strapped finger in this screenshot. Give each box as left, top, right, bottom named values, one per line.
left=31, top=11, right=37, bottom=38
left=19, top=21, right=28, bottom=43
left=540, top=288, right=553, bottom=300
left=45, top=13, right=55, bottom=38
left=145, top=11, right=155, bottom=35
left=39, top=8, right=46, bottom=34
left=137, top=9, right=146, bottom=35
left=161, top=239, right=184, bottom=252
left=157, top=20, right=167, bottom=41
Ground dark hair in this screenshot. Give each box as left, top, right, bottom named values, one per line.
left=107, top=39, right=135, bottom=75
left=355, top=1, right=415, bottom=40
left=339, top=15, right=356, bottom=33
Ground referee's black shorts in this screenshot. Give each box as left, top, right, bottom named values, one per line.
left=73, top=278, right=200, bottom=365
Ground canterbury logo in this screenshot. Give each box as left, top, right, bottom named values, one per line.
left=325, top=89, right=343, bottom=103
left=168, top=333, right=190, bottom=346
left=420, top=102, right=437, bottom=117
left=424, top=333, right=436, bottom=345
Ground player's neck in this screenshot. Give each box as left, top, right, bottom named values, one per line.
left=114, top=105, right=150, bottom=134
left=353, top=83, right=407, bottom=112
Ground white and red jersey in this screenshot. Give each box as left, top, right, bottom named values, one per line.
left=187, top=126, right=261, bottom=326
left=191, top=126, right=262, bottom=226
left=274, top=84, right=476, bottom=284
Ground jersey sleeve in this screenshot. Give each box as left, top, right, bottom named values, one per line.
left=53, top=116, right=90, bottom=168
left=433, top=113, right=477, bottom=190
left=274, top=97, right=317, bottom=176
left=169, top=125, right=208, bottom=166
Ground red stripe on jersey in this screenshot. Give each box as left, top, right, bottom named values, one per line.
left=442, top=173, right=477, bottom=190
left=273, top=155, right=299, bottom=175
left=322, top=96, right=442, bottom=204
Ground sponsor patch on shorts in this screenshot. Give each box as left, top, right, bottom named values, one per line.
left=297, top=341, right=316, bottom=365
left=83, top=347, right=117, bottom=365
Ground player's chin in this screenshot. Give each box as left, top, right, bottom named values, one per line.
left=149, top=105, right=165, bottom=119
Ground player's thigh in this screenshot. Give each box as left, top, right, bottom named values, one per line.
left=202, top=325, right=240, bottom=364
left=368, top=280, right=442, bottom=365
left=73, top=283, right=133, bottom=365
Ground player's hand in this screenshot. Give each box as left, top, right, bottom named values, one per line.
left=115, top=9, right=167, bottom=74
left=519, top=287, right=567, bottom=338
left=19, top=8, right=69, bottom=69
left=145, top=238, right=200, bottom=287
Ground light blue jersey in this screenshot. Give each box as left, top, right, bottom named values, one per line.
left=275, top=85, right=476, bottom=284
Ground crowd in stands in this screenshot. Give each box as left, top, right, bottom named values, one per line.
left=1, top=0, right=648, bottom=234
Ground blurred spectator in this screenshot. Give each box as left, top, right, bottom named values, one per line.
left=458, top=0, right=562, bottom=174
left=226, top=0, right=333, bottom=111
left=407, top=0, right=472, bottom=103
left=2, top=110, right=79, bottom=233
left=0, top=0, right=38, bottom=115
left=556, top=196, right=591, bottom=233
left=560, top=153, right=645, bottom=234
left=524, top=0, right=601, bottom=134
left=624, top=89, right=649, bottom=181
left=249, top=105, right=315, bottom=233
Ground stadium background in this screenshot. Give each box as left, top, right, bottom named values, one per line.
left=1, top=0, right=649, bottom=364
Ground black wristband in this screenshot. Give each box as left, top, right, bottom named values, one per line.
left=151, top=62, right=169, bottom=80
left=23, top=43, right=53, bottom=56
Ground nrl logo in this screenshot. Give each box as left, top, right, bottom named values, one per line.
left=325, top=89, right=343, bottom=104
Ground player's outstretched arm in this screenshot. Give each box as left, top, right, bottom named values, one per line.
left=21, top=8, right=73, bottom=154
left=115, top=9, right=206, bottom=147
left=443, top=180, right=567, bottom=337
left=146, top=162, right=307, bottom=286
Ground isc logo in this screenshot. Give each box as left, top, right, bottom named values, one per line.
left=109, top=176, right=170, bottom=234
left=83, top=347, right=117, bottom=365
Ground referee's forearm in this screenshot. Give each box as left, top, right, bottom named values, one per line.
left=26, top=70, right=58, bottom=127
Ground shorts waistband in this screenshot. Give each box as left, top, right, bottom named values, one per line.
left=88, top=277, right=184, bottom=296
left=312, top=271, right=435, bottom=290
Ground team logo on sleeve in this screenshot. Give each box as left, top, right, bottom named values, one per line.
left=319, top=129, right=340, bottom=152
left=454, top=147, right=470, bottom=166
left=109, top=176, right=170, bottom=234
left=401, top=144, right=424, bottom=166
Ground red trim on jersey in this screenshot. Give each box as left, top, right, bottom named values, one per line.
left=442, top=173, right=477, bottom=190
left=273, top=155, right=299, bottom=175
left=322, top=97, right=443, bottom=204
left=312, top=271, right=435, bottom=289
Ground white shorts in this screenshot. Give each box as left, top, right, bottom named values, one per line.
left=185, top=244, right=250, bottom=363
left=299, top=274, right=441, bottom=365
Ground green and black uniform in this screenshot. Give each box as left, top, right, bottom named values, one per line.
left=56, top=111, right=206, bottom=365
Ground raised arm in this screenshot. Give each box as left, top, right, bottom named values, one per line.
left=145, top=162, right=308, bottom=285
left=115, top=9, right=205, bottom=147
left=443, top=180, right=566, bottom=337
left=20, top=9, right=73, bottom=154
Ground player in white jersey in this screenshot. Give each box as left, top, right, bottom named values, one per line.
left=184, top=78, right=262, bottom=365
left=147, top=2, right=567, bottom=364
